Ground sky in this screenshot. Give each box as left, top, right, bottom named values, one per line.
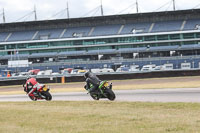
left=0, top=0, right=200, bottom=23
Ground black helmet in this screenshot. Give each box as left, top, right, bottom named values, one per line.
left=84, top=71, right=90, bottom=78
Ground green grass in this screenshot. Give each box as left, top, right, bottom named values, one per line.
left=0, top=101, right=200, bottom=133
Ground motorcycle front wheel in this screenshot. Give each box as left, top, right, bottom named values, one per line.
left=29, top=95, right=37, bottom=101
left=105, top=88, right=116, bottom=101
left=90, top=93, right=99, bottom=100
left=41, top=91, right=52, bottom=101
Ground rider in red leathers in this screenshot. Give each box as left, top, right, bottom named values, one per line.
left=25, top=77, right=42, bottom=100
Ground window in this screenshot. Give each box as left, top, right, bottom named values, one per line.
left=136, top=36, right=143, bottom=42
left=196, top=33, right=200, bottom=38
left=183, top=41, right=196, bottom=45
left=157, top=35, right=168, bottom=40
left=183, top=33, right=195, bottom=39
left=144, top=36, right=155, bottom=41
left=0, top=45, right=5, bottom=50
left=169, top=34, right=180, bottom=40
left=83, top=40, right=94, bottom=45
left=73, top=40, right=82, bottom=46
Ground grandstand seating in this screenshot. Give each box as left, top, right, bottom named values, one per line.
left=86, top=50, right=101, bottom=55
left=0, top=53, right=29, bottom=60
left=117, top=46, right=181, bottom=53
left=92, top=24, right=121, bottom=36
left=1, top=19, right=200, bottom=43
left=0, top=32, right=9, bottom=42
left=120, top=22, right=151, bottom=34
left=18, top=54, right=29, bottom=58
left=34, top=29, right=63, bottom=40
left=7, top=31, right=36, bottom=42
left=184, top=19, right=200, bottom=30
left=59, top=50, right=86, bottom=56
left=1, top=55, right=11, bottom=59
left=148, top=45, right=180, bottom=52
left=151, top=20, right=183, bottom=32
left=180, top=44, right=200, bottom=50
left=87, top=49, right=116, bottom=55
left=30, top=52, right=58, bottom=58
left=62, top=27, right=92, bottom=38
left=99, top=49, right=116, bottom=54
left=118, top=47, right=147, bottom=53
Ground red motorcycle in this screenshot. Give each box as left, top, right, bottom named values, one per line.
left=23, top=84, right=52, bottom=101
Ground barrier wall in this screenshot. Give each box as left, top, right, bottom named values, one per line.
left=1, top=69, right=200, bottom=86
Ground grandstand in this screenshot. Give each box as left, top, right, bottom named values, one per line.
left=1, top=9, right=200, bottom=72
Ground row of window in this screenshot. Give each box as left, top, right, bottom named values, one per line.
left=1, top=41, right=196, bottom=55
left=0, top=32, right=200, bottom=55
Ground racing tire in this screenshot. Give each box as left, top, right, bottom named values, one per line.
left=41, top=91, right=52, bottom=101
left=90, top=93, right=99, bottom=100
left=105, top=89, right=116, bottom=101
left=29, top=95, right=37, bottom=101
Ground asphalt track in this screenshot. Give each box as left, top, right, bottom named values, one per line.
left=0, top=88, right=200, bottom=102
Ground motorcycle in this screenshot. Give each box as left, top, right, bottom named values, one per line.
left=85, top=80, right=116, bottom=101
left=23, top=84, right=52, bottom=101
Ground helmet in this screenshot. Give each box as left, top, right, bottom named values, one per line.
left=26, top=75, right=31, bottom=80
left=84, top=71, right=90, bottom=78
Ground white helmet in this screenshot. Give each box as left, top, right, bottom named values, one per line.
left=26, top=75, right=31, bottom=80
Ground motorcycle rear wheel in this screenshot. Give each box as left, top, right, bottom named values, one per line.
left=105, top=88, right=116, bottom=101
left=41, top=91, right=52, bottom=101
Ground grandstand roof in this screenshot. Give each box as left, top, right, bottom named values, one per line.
left=1, top=8, right=200, bottom=32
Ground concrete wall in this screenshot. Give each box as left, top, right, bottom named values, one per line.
left=1, top=69, right=200, bottom=86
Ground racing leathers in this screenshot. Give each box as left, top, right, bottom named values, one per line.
left=25, top=77, right=42, bottom=99
left=85, top=73, right=101, bottom=93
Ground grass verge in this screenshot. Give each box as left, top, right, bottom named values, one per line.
left=0, top=101, right=200, bottom=133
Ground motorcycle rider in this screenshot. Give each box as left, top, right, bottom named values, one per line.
left=84, top=71, right=101, bottom=94
left=24, top=76, right=42, bottom=100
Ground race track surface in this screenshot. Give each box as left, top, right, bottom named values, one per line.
left=0, top=88, right=200, bottom=102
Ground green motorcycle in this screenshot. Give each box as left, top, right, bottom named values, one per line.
left=86, top=81, right=116, bottom=101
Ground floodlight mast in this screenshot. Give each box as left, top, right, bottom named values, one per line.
left=136, top=0, right=139, bottom=13
left=34, top=5, right=37, bottom=21
left=100, top=0, right=104, bottom=16
left=155, top=0, right=176, bottom=12
left=2, top=8, right=5, bottom=23
left=173, top=0, right=176, bottom=11
left=66, top=2, right=70, bottom=19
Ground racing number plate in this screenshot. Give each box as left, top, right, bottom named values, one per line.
left=43, top=87, right=48, bottom=91
left=104, top=82, right=109, bottom=87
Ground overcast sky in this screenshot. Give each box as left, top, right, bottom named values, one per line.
left=0, top=0, right=200, bottom=23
